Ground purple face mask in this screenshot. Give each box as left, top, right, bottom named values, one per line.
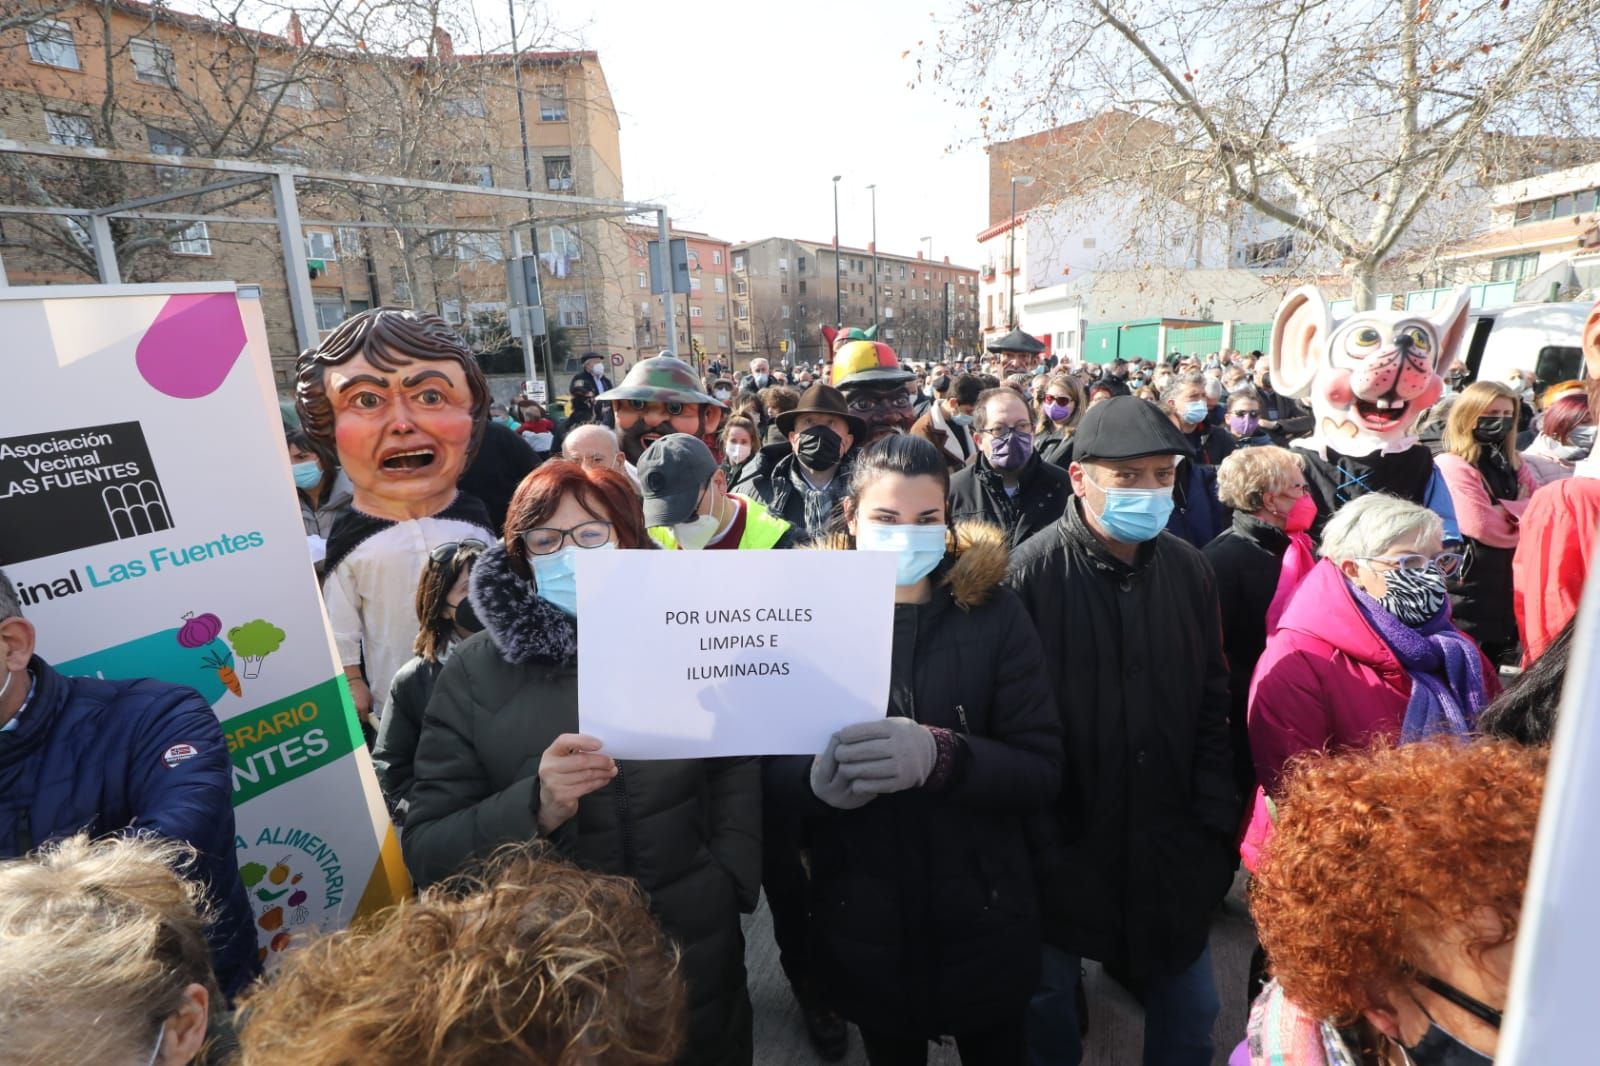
left=1228, top=413, right=1260, bottom=437
left=988, top=430, right=1034, bottom=471
left=1043, top=401, right=1074, bottom=422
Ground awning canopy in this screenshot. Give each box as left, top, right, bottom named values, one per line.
left=986, top=328, right=1046, bottom=354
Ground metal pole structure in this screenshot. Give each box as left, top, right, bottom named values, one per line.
left=1008, top=175, right=1034, bottom=331
left=86, top=215, right=121, bottom=284
left=867, top=183, right=877, bottom=327
left=506, top=0, right=550, bottom=392
left=270, top=168, right=319, bottom=351
left=832, top=175, right=842, bottom=328
left=658, top=209, right=678, bottom=357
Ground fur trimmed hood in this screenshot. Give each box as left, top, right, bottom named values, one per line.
left=467, top=541, right=578, bottom=665
left=811, top=521, right=1011, bottom=610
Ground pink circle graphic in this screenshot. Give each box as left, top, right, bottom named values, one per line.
left=135, top=292, right=248, bottom=399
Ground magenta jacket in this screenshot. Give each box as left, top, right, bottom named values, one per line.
left=1246, top=558, right=1497, bottom=798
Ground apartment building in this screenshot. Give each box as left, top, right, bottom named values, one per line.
left=729, top=237, right=980, bottom=370
left=1430, top=161, right=1600, bottom=298
left=623, top=226, right=735, bottom=365
left=0, top=1, right=634, bottom=388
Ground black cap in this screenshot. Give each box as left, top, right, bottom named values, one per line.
left=637, top=433, right=718, bottom=527
left=1073, top=396, right=1189, bottom=462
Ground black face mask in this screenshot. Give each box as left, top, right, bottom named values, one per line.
left=1405, top=1022, right=1493, bottom=1066
left=932, top=375, right=950, bottom=393
left=451, top=596, right=484, bottom=635
left=794, top=425, right=843, bottom=471
left=1472, top=416, right=1511, bottom=445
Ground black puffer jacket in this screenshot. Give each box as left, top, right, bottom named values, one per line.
left=948, top=451, right=1072, bottom=548
left=1009, top=500, right=1239, bottom=978
left=371, top=654, right=445, bottom=822
left=403, top=543, right=761, bottom=1066
left=767, top=524, right=1062, bottom=1039
left=733, top=451, right=855, bottom=545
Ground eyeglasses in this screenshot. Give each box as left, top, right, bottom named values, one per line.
left=1416, top=972, right=1503, bottom=1030
left=430, top=539, right=487, bottom=564
left=520, top=521, right=613, bottom=556
left=1357, top=550, right=1465, bottom=577
left=985, top=425, right=1034, bottom=441
left=1231, top=409, right=1262, bottom=417
left=1043, top=394, right=1074, bottom=405
left=846, top=393, right=915, bottom=413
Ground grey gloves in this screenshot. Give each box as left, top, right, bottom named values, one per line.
left=810, top=717, right=937, bottom=810
left=810, top=734, right=875, bottom=810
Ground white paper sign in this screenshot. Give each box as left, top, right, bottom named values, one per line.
left=576, top=549, right=896, bottom=758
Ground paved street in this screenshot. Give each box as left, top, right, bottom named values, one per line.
left=743, top=874, right=1258, bottom=1066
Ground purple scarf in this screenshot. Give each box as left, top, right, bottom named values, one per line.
left=1353, top=588, right=1489, bottom=741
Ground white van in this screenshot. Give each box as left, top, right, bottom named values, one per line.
left=1463, top=300, right=1591, bottom=392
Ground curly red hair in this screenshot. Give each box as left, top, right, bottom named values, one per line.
left=502, top=460, right=647, bottom=576
left=1250, top=739, right=1546, bottom=1024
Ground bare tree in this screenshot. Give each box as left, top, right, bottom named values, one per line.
left=928, top=0, right=1600, bottom=308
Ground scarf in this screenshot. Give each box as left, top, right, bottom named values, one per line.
left=786, top=456, right=848, bottom=541
left=1265, top=519, right=1315, bottom=636
left=1352, top=587, right=1488, bottom=741
left=1239, top=980, right=1366, bottom=1066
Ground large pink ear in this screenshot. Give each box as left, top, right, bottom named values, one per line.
left=1582, top=298, right=1600, bottom=382
left=1269, top=286, right=1329, bottom=399
left=1428, top=286, right=1473, bottom=379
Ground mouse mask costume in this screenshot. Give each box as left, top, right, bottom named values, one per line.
left=599, top=353, right=727, bottom=463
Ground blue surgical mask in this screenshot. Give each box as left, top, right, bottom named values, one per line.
left=291, top=460, right=322, bottom=490
left=1087, top=476, right=1174, bottom=543
left=1182, top=400, right=1210, bottom=425
left=529, top=543, right=615, bottom=616
left=856, top=519, right=947, bottom=586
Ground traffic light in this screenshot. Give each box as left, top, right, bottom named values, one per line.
left=778, top=340, right=789, bottom=353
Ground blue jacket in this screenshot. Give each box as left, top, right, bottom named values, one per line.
left=1166, top=457, right=1225, bottom=550
left=0, top=657, right=262, bottom=999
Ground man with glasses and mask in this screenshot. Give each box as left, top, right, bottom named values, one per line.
left=1010, top=396, right=1239, bottom=1066
left=639, top=434, right=797, bottom=550
left=830, top=335, right=920, bottom=445
left=950, top=387, right=1070, bottom=547
left=735, top=383, right=863, bottom=545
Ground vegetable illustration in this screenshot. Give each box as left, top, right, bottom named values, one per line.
left=201, top=647, right=242, bottom=698
left=258, top=906, right=284, bottom=932
left=268, top=858, right=292, bottom=885
left=254, top=885, right=289, bottom=903
left=177, top=612, right=222, bottom=649
left=287, top=889, right=308, bottom=908
left=240, top=861, right=268, bottom=888
left=270, top=931, right=292, bottom=951
left=228, top=619, right=286, bottom=680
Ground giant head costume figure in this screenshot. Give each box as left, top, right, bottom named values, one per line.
left=1270, top=285, right=1471, bottom=525
left=599, top=353, right=727, bottom=464
left=296, top=307, right=489, bottom=522
left=826, top=326, right=917, bottom=445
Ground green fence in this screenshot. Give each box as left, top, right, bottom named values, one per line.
left=1230, top=322, right=1273, bottom=355
left=1166, top=323, right=1223, bottom=360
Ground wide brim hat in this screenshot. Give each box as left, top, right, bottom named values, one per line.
left=597, top=354, right=725, bottom=407
left=831, top=339, right=914, bottom=389
left=775, top=383, right=867, bottom=438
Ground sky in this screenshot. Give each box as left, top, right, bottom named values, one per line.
left=521, top=0, right=992, bottom=267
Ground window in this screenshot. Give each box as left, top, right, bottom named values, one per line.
left=781, top=305, right=791, bottom=319
left=27, top=19, right=79, bottom=69
left=719, top=332, right=729, bottom=347
left=557, top=294, right=588, bottom=327
left=884, top=307, right=895, bottom=319
left=884, top=328, right=896, bottom=341
left=780, top=282, right=788, bottom=295
left=428, top=232, right=455, bottom=257
left=736, top=302, right=748, bottom=320
left=716, top=306, right=726, bottom=321
left=538, top=85, right=567, bottom=121
left=690, top=307, right=703, bottom=319
left=1576, top=189, right=1598, bottom=215
left=304, top=230, right=338, bottom=261
left=256, top=69, right=314, bottom=110
left=712, top=250, right=723, bottom=265
left=735, top=279, right=747, bottom=296
left=637, top=271, right=648, bottom=289
left=733, top=254, right=745, bottom=271
left=544, top=156, right=573, bottom=191
left=797, top=255, right=807, bottom=273
left=457, top=232, right=504, bottom=262
left=169, top=222, right=211, bottom=256
left=1489, top=252, right=1539, bottom=284
left=314, top=298, right=345, bottom=332
left=145, top=125, right=187, bottom=183
left=690, top=275, right=702, bottom=293
left=779, top=257, right=789, bottom=271
left=898, top=265, right=907, bottom=280
left=798, top=280, right=807, bottom=295
left=547, top=225, right=580, bottom=260
left=441, top=299, right=463, bottom=325
left=714, top=277, right=725, bottom=293
left=131, top=39, right=175, bottom=86
left=337, top=227, right=363, bottom=256
left=45, top=111, right=94, bottom=147
left=442, top=97, right=487, bottom=119
left=464, top=165, right=493, bottom=188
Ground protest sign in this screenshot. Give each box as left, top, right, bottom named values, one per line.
left=576, top=549, right=896, bottom=758
left=0, top=283, right=407, bottom=968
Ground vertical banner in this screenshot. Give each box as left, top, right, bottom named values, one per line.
left=0, top=283, right=408, bottom=969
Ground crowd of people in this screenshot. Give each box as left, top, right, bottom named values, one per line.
left=1, top=298, right=1596, bottom=1066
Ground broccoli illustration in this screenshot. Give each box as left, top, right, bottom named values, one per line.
left=227, top=619, right=287, bottom=679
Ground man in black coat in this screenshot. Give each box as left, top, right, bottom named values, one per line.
left=568, top=353, right=614, bottom=427
left=949, top=387, right=1071, bottom=548
left=1009, top=396, right=1239, bottom=1066
left=1252, top=361, right=1314, bottom=445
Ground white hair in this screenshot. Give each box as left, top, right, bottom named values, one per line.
left=1319, top=493, right=1443, bottom=563
left=0, top=570, right=20, bottom=621
left=561, top=423, right=620, bottom=455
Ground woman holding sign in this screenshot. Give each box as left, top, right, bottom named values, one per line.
left=402, top=460, right=762, bottom=1066
left=768, top=435, right=1062, bottom=1065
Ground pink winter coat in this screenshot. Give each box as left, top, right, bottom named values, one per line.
left=1434, top=452, right=1535, bottom=549
left=1238, top=559, right=1497, bottom=870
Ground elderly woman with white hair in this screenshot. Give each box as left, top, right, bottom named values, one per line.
left=1247, top=493, right=1499, bottom=804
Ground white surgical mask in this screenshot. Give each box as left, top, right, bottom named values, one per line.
left=673, top=513, right=722, bottom=550
left=725, top=442, right=751, bottom=463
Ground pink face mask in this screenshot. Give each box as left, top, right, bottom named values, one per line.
left=1284, top=493, right=1317, bottom=533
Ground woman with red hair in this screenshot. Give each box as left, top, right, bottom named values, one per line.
left=402, top=460, right=762, bottom=1066
left=1520, top=386, right=1593, bottom=486
left=1235, top=739, right=1545, bottom=1065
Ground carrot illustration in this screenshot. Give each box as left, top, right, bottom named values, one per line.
left=202, top=646, right=243, bottom=698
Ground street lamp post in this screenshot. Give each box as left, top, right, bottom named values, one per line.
left=1008, top=175, right=1035, bottom=330
left=832, top=175, right=843, bottom=328
left=867, top=183, right=878, bottom=327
